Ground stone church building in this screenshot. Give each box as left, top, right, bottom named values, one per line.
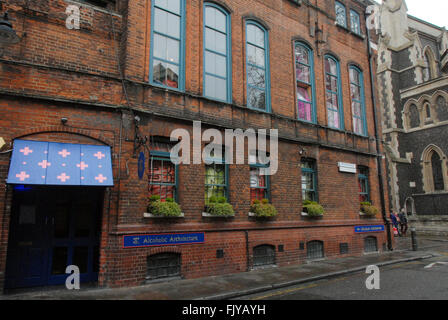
left=376, top=0, right=448, bottom=236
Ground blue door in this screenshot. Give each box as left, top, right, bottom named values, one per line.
left=5, top=186, right=103, bottom=290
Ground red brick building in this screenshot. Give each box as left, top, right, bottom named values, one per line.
left=0, top=0, right=391, bottom=292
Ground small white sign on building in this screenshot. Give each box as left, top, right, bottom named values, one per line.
left=338, top=162, right=357, bottom=174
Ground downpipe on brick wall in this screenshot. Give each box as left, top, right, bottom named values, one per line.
left=365, top=19, right=393, bottom=251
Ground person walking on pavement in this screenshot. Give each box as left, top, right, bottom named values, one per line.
left=398, top=208, right=408, bottom=236
left=390, top=211, right=401, bottom=237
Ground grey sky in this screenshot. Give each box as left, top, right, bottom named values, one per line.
left=379, top=0, right=448, bottom=29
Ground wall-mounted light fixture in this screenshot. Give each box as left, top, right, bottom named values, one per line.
left=0, top=11, right=20, bottom=45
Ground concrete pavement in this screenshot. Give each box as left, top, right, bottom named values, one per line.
left=1, top=236, right=445, bottom=300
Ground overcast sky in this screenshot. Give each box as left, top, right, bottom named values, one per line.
left=379, top=0, right=448, bottom=29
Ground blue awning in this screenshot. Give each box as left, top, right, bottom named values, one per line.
left=7, top=139, right=114, bottom=186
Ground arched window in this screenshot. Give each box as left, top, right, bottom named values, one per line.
left=325, top=55, right=344, bottom=130
left=422, top=145, right=447, bottom=193
left=295, top=42, right=316, bottom=123
left=423, top=52, right=431, bottom=82
left=246, top=21, right=270, bottom=111
left=408, top=103, right=420, bottom=128
left=307, top=240, right=324, bottom=260
left=253, top=245, right=275, bottom=267
left=423, top=47, right=437, bottom=82
left=431, top=152, right=444, bottom=191
left=349, top=66, right=367, bottom=136
left=436, top=95, right=448, bottom=122
left=203, top=3, right=232, bottom=102
left=150, top=0, right=186, bottom=90
left=364, top=236, right=378, bottom=253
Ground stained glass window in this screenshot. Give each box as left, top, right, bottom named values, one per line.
left=295, top=42, right=315, bottom=122
left=350, top=66, right=367, bottom=135
left=350, top=10, right=361, bottom=35
left=335, top=1, right=347, bottom=28
left=325, top=55, right=343, bottom=129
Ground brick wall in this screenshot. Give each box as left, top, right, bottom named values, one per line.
left=0, top=0, right=391, bottom=290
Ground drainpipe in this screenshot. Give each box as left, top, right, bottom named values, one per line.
left=365, top=19, right=393, bottom=251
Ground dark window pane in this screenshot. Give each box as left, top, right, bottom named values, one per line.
left=73, top=246, right=89, bottom=274
left=432, top=152, right=444, bottom=191
left=74, top=205, right=91, bottom=238
left=54, top=206, right=70, bottom=239
left=52, top=247, right=68, bottom=275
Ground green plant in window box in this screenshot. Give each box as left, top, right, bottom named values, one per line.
left=147, top=195, right=182, bottom=217
left=204, top=196, right=235, bottom=217
left=250, top=199, right=278, bottom=218
left=302, top=200, right=325, bottom=217
left=360, top=201, right=379, bottom=216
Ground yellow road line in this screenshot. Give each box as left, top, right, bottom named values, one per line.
left=251, top=277, right=348, bottom=300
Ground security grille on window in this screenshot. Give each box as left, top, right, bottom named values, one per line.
left=364, top=236, right=378, bottom=253
left=307, top=240, right=324, bottom=260
left=253, top=245, right=275, bottom=267
left=147, top=253, right=181, bottom=280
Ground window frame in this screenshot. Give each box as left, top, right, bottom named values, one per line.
left=335, top=1, right=347, bottom=28
left=358, top=166, right=370, bottom=203
left=245, top=20, right=271, bottom=113
left=301, top=158, right=318, bottom=203
left=250, top=162, right=270, bottom=202
left=149, top=0, right=186, bottom=92
left=349, top=65, right=367, bottom=136
left=148, top=150, right=179, bottom=201
left=204, top=147, right=229, bottom=203
left=203, top=2, right=232, bottom=103
left=349, top=9, right=361, bottom=35
left=294, top=41, right=317, bottom=123
left=324, top=55, right=345, bottom=130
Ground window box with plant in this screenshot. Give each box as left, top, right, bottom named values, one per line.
left=144, top=195, right=184, bottom=218
left=249, top=199, right=277, bottom=218
left=301, top=200, right=325, bottom=217
left=203, top=196, right=235, bottom=217
left=359, top=201, right=379, bottom=217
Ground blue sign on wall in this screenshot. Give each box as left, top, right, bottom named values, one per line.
left=138, top=151, right=145, bottom=180
left=123, top=232, right=205, bottom=248
left=354, top=225, right=385, bottom=233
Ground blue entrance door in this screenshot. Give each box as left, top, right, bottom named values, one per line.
left=5, top=186, right=103, bottom=289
